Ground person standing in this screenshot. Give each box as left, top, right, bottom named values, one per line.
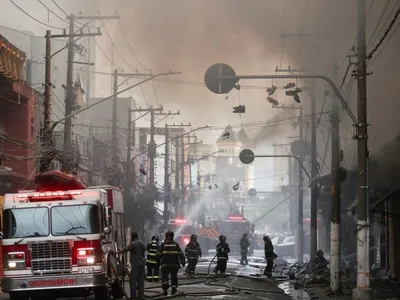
left=239, top=233, right=250, bottom=265
left=157, top=230, right=186, bottom=296
left=146, top=235, right=160, bottom=282
left=113, top=232, right=146, bottom=299
left=263, top=235, right=277, bottom=278
left=214, top=235, right=230, bottom=274
left=184, top=234, right=202, bottom=274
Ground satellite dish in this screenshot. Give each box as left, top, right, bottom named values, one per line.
left=204, top=63, right=238, bottom=94
left=239, top=149, right=255, bottom=164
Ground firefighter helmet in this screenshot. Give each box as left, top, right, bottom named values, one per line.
left=190, top=234, right=197, bottom=241
left=263, top=235, right=270, bottom=242
left=165, top=230, right=174, bottom=239
left=152, top=235, right=159, bottom=242
left=243, top=233, right=248, bottom=238
left=219, top=235, right=226, bottom=242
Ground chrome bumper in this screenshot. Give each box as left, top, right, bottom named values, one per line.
left=1, top=273, right=107, bottom=292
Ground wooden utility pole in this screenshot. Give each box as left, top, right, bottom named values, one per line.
left=163, top=123, right=170, bottom=227
left=310, top=81, right=318, bottom=261
left=110, top=71, right=154, bottom=186
left=297, top=105, right=304, bottom=262
left=40, top=30, right=53, bottom=172
left=61, top=14, right=117, bottom=172
left=354, top=0, right=370, bottom=298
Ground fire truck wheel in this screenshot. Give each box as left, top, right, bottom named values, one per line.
left=9, top=292, right=29, bottom=300
left=94, top=286, right=110, bottom=300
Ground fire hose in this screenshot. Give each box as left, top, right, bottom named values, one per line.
left=109, top=253, right=288, bottom=299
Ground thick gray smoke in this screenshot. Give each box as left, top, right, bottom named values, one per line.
left=66, top=0, right=400, bottom=150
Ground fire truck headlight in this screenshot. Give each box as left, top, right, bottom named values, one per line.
left=7, top=252, right=26, bottom=269
left=7, top=261, right=25, bottom=269
left=86, top=257, right=95, bottom=264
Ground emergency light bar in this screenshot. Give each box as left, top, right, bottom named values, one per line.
left=227, top=216, right=245, bottom=221
left=16, top=191, right=83, bottom=202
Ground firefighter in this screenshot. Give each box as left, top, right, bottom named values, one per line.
left=157, top=230, right=186, bottom=296
left=239, top=233, right=250, bottom=265
left=263, top=235, right=277, bottom=278
left=146, top=235, right=160, bottom=282
left=214, top=235, right=230, bottom=274
left=112, top=232, right=146, bottom=299
left=184, top=234, right=202, bottom=274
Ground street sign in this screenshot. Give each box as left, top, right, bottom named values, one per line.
left=204, top=63, right=238, bottom=94
left=248, top=188, right=257, bottom=197
left=239, top=149, right=255, bottom=164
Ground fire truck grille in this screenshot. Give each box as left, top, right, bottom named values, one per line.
left=30, top=241, right=71, bottom=274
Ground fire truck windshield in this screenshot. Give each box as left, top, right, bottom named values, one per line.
left=3, top=207, right=49, bottom=239
left=51, top=205, right=100, bottom=236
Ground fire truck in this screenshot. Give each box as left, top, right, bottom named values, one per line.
left=0, top=170, right=126, bottom=300
left=164, top=218, right=194, bottom=249
left=219, top=212, right=251, bottom=254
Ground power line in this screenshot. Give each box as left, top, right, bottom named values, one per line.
left=37, top=0, right=69, bottom=25
left=367, top=7, right=400, bottom=60
left=9, top=0, right=64, bottom=30
left=367, top=0, right=391, bottom=49
left=118, top=19, right=150, bottom=71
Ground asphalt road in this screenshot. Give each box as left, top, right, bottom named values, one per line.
left=0, top=255, right=293, bottom=300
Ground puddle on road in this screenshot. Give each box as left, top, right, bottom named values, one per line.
left=279, top=282, right=311, bottom=300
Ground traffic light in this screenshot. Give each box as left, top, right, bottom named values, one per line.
left=233, top=105, right=245, bottom=113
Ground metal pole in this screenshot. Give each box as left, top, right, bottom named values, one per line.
left=297, top=105, right=304, bottom=262
left=310, top=82, right=318, bottom=262
left=163, top=124, right=170, bottom=227
left=331, top=64, right=341, bottom=293
left=126, top=109, right=132, bottom=183
left=110, top=68, right=119, bottom=185
left=132, top=118, right=136, bottom=197
left=40, top=30, right=52, bottom=172
left=180, top=136, right=185, bottom=195
left=62, top=14, right=75, bottom=172
left=149, top=110, right=156, bottom=185
left=175, top=138, right=180, bottom=217
left=354, top=0, right=370, bottom=298
left=87, top=37, right=93, bottom=185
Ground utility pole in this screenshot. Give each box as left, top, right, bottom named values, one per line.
left=331, top=64, right=342, bottom=293
left=270, top=98, right=305, bottom=262
left=310, top=81, right=318, bottom=262
left=126, top=108, right=133, bottom=193
left=62, top=15, right=75, bottom=172
left=298, top=105, right=304, bottom=262
left=111, top=69, right=118, bottom=184
left=354, top=0, right=370, bottom=298
left=61, top=14, right=118, bottom=172
left=163, top=123, right=170, bottom=227
left=110, top=71, right=154, bottom=186
left=180, top=136, right=185, bottom=192
left=40, top=30, right=53, bottom=172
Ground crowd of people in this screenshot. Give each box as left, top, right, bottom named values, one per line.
left=112, top=231, right=276, bottom=299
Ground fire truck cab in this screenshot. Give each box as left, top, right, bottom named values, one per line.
left=0, top=171, right=126, bottom=300
left=164, top=219, right=194, bottom=249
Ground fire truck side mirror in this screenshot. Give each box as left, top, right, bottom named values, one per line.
left=104, top=205, right=111, bottom=227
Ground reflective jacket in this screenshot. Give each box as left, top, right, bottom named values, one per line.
left=146, top=241, right=159, bottom=264
left=185, top=241, right=202, bottom=260
left=239, top=238, right=250, bottom=253
left=216, top=242, right=230, bottom=260
left=156, top=240, right=186, bottom=268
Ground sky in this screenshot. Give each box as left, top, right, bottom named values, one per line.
left=1, top=0, right=400, bottom=155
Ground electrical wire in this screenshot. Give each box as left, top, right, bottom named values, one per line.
left=37, top=0, right=69, bottom=25
left=367, top=6, right=400, bottom=60
left=9, top=0, right=64, bottom=30
left=367, top=0, right=392, bottom=49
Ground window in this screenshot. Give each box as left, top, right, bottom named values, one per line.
left=3, top=208, right=49, bottom=238
left=51, top=205, right=100, bottom=236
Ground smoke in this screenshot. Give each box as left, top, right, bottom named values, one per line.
left=75, top=0, right=400, bottom=150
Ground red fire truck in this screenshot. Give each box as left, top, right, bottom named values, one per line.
left=0, top=171, right=126, bottom=300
